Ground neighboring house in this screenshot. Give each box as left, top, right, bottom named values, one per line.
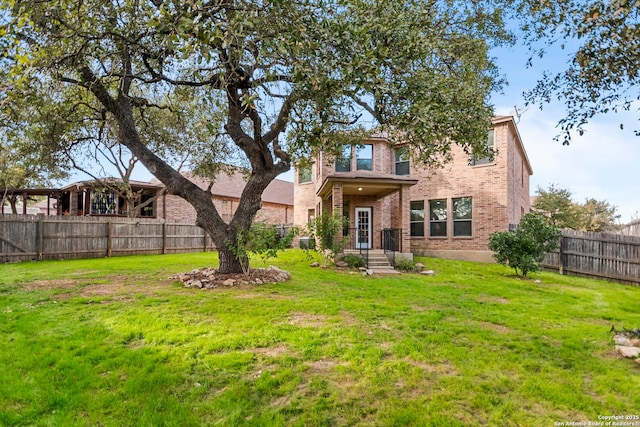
left=4, top=171, right=294, bottom=226
left=58, top=179, right=164, bottom=217
left=157, top=172, right=294, bottom=225
left=293, top=115, right=532, bottom=262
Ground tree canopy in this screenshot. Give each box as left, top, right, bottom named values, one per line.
left=1, top=0, right=516, bottom=272
left=517, top=0, right=640, bottom=143
left=532, top=184, right=620, bottom=232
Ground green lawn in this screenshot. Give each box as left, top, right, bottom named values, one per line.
left=0, top=250, right=638, bottom=426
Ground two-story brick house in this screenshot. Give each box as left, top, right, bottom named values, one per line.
left=293, top=115, right=532, bottom=262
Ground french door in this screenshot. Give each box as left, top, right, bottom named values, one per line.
left=355, top=207, right=372, bottom=249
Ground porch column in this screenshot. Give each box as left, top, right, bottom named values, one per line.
left=332, top=183, right=344, bottom=249
left=332, top=183, right=343, bottom=217
left=400, top=184, right=411, bottom=253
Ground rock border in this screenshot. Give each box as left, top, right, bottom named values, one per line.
left=171, top=266, right=291, bottom=290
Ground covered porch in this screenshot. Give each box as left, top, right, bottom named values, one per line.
left=316, top=173, right=417, bottom=253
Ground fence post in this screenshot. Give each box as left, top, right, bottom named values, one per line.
left=162, top=222, right=167, bottom=254
left=203, top=227, right=207, bottom=252
left=36, top=216, right=44, bottom=261
left=107, top=222, right=113, bottom=257
left=558, top=235, right=564, bottom=275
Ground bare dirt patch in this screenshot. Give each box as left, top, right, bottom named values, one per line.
left=250, top=344, right=293, bottom=358
left=287, top=312, right=330, bottom=328
left=402, top=357, right=459, bottom=376
left=477, top=295, right=510, bottom=304
left=25, top=275, right=174, bottom=302
left=23, top=279, right=78, bottom=291
left=478, top=321, right=512, bottom=333
left=305, top=359, right=340, bottom=373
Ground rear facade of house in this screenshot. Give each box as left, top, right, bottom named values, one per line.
left=293, top=116, right=532, bottom=262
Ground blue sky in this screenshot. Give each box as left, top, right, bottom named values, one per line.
left=491, top=43, right=640, bottom=224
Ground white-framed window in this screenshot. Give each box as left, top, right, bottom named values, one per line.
left=91, top=190, right=117, bottom=215
left=453, top=196, right=472, bottom=237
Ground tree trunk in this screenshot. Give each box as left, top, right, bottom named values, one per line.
left=9, top=197, right=18, bottom=214
left=217, top=246, right=248, bottom=274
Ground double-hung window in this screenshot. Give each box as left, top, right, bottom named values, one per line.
left=453, top=197, right=472, bottom=236
left=410, top=201, right=425, bottom=237
left=395, top=147, right=410, bottom=175
left=298, top=164, right=312, bottom=183
left=336, top=145, right=352, bottom=172
left=429, top=199, right=447, bottom=237
left=471, top=129, right=494, bottom=166
left=356, top=144, right=373, bottom=171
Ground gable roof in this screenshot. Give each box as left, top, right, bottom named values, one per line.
left=492, top=115, right=534, bottom=176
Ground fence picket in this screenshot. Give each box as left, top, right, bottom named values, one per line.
left=542, top=229, right=640, bottom=285
left=0, top=214, right=216, bottom=263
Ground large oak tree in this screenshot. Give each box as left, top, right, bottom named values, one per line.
left=1, top=0, right=513, bottom=273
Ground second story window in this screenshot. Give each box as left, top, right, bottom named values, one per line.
left=471, top=129, right=494, bottom=166
left=335, top=145, right=352, bottom=172
left=298, top=164, right=312, bottom=183
left=395, top=147, right=410, bottom=175
left=356, top=144, right=373, bottom=171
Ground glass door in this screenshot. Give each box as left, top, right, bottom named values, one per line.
left=355, top=207, right=372, bottom=249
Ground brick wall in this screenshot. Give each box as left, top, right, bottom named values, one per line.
left=160, top=194, right=292, bottom=225
left=409, top=120, right=530, bottom=253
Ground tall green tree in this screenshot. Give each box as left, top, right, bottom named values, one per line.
left=579, top=197, right=620, bottom=232
left=532, top=184, right=620, bottom=232
left=1, top=0, right=514, bottom=273
left=532, top=184, right=581, bottom=229
left=517, top=0, right=640, bottom=143
left=0, top=131, right=68, bottom=214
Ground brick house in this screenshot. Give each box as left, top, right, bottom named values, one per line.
left=293, top=115, right=532, bottom=262
left=15, top=171, right=293, bottom=226
left=157, top=172, right=294, bottom=225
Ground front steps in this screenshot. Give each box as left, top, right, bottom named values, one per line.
left=344, top=249, right=400, bottom=274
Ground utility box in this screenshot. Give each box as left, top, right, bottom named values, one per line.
left=299, top=237, right=315, bottom=250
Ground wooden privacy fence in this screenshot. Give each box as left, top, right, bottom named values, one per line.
left=0, top=214, right=215, bottom=263
left=542, top=229, right=640, bottom=285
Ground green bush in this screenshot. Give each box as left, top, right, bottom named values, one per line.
left=394, top=256, right=419, bottom=272
left=488, top=212, right=562, bottom=277
left=342, top=253, right=365, bottom=268
left=305, top=213, right=348, bottom=259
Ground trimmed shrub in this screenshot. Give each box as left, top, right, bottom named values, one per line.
left=488, top=212, right=561, bottom=277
